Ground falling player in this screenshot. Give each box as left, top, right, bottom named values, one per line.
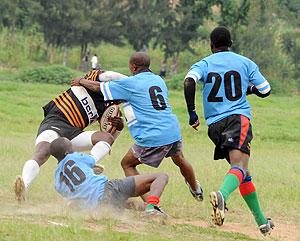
left=14, top=69, right=126, bottom=202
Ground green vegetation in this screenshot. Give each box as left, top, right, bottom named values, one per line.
left=18, top=65, right=82, bottom=84
left=0, top=81, right=299, bottom=240
left=0, top=0, right=299, bottom=93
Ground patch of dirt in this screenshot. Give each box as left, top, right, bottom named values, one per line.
left=172, top=218, right=300, bottom=241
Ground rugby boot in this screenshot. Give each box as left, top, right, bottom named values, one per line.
left=210, top=191, right=227, bottom=226
left=145, top=204, right=168, bottom=217
left=259, top=218, right=274, bottom=236
left=186, top=180, right=204, bottom=201
left=14, top=175, right=26, bottom=203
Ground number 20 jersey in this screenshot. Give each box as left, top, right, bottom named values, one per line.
left=186, top=51, right=270, bottom=125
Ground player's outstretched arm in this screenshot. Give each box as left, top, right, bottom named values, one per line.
left=184, top=77, right=200, bottom=130
left=71, top=77, right=101, bottom=92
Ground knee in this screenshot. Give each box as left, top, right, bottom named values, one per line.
left=92, top=131, right=114, bottom=145
left=172, top=153, right=186, bottom=166
left=121, top=156, right=133, bottom=170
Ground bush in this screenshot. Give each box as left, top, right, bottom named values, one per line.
left=18, top=65, right=82, bottom=84
left=166, top=72, right=186, bottom=90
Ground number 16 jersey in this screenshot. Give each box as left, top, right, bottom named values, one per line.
left=185, top=51, right=270, bottom=125
left=100, top=72, right=181, bottom=147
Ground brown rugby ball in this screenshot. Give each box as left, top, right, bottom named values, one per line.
left=100, top=104, right=120, bottom=132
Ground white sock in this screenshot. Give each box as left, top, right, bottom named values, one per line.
left=22, top=159, right=40, bottom=189
left=90, top=141, right=111, bottom=162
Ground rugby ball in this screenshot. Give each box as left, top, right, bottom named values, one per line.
left=100, top=104, right=120, bottom=132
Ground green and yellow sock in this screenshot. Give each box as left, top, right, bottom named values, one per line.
left=239, top=176, right=267, bottom=226
left=219, top=166, right=245, bottom=202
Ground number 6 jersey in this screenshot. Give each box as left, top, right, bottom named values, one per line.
left=100, top=72, right=181, bottom=147
left=185, top=51, right=271, bottom=125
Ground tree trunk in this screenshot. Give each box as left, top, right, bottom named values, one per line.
left=171, top=54, right=179, bottom=75
left=80, top=42, right=89, bottom=72
left=63, top=45, right=68, bottom=66
left=49, top=44, right=56, bottom=64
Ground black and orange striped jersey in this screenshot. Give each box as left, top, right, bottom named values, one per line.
left=42, top=70, right=106, bottom=129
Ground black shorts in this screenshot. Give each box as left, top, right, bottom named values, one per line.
left=100, top=176, right=136, bottom=209
left=208, top=114, right=252, bottom=161
left=37, top=113, right=83, bottom=140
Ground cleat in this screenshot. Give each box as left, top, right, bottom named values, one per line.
left=186, top=180, right=204, bottom=201
left=145, top=204, right=168, bottom=217
left=259, top=218, right=274, bottom=236
left=210, top=191, right=226, bottom=226
left=14, top=175, right=26, bottom=203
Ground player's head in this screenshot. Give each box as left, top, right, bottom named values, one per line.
left=129, top=52, right=151, bottom=75
left=210, top=26, right=232, bottom=52
left=50, top=137, right=73, bottom=162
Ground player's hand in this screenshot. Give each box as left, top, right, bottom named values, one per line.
left=189, top=110, right=200, bottom=131
left=108, top=116, right=124, bottom=131
left=71, top=76, right=84, bottom=86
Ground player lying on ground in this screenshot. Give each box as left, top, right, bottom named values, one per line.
left=72, top=52, right=204, bottom=202
left=51, top=137, right=168, bottom=215
left=184, top=26, right=274, bottom=235
left=14, top=69, right=126, bottom=202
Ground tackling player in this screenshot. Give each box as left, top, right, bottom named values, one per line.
left=51, top=137, right=168, bottom=215
left=14, top=69, right=126, bottom=202
left=72, top=52, right=204, bottom=202
left=184, top=26, right=274, bottom=235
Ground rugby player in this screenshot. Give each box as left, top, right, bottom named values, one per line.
left=72, top=52, right=204, bottom=202
left=184, top=26, right=274, bottom=235
left=51, top=137, right=168, bottom=215
left=14, top=69, right=126, bottom=202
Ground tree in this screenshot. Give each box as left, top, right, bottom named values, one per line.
left=120, top=0, right=161, bottom=52
left=213, top=0, right=250, bottom=51
left=36, top=0, right=124, bottom=67
left=154, top=0, right=212, bottom=74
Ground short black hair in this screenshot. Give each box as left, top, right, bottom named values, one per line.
left=210, top=26, right=232, bottom=48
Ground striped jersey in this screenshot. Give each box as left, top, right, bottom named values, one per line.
left=185, top=51, right=271, bottom=125
left=42, top=70, right=106, bottom=129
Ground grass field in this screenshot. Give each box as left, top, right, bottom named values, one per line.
left=0, top=81, right=300, bottom=241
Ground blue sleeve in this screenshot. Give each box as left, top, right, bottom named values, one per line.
left=248, top=61, right=271, bottom=94
left=100, top=78, right=131, bottom=101
left=79, top=153, right=96, bottom=167
left=185, top=60, right=207, bottom=83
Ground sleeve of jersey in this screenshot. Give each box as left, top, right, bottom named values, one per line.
left=82, top=154, right=96, bottom=167
left=100, top=80, right=130, bottom=101
left=249, top=64, right=271, bottom=94
left=184, top=62, right=205, bottom=83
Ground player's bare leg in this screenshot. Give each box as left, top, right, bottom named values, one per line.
left=133, top=173, right=168, bottom=216
left=14, top=142, right=50, bottom=202
left=121, top=149, right=141, bottom=176
left=121, top=150, right=149, bottom=202
left=171, top=151, right=203, bottom=201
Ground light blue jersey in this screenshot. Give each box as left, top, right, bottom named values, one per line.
left=100, top=72, right=181, bottom=147
left=55, top=152, right=108, bottom=209
left=186, top=51, right=271, bottom=125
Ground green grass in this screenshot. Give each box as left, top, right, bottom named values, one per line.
left=0, top=81, right=299, bottom=240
